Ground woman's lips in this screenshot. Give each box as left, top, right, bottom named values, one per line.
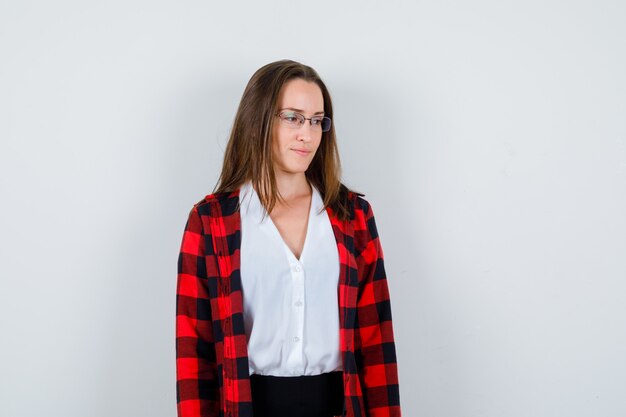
left=292, top=149, right=310, bottom=156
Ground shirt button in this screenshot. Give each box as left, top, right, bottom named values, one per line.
left=293, top=336, right=300, bottom=342
left=293, top=264, right=301, bottom=272
left=294, top=300, right=303, bottom=307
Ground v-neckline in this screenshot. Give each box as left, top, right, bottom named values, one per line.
left=264, top=186, right=315, bottom=264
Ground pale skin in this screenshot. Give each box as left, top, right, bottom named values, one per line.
left=261, top=78, right=324, bottom=260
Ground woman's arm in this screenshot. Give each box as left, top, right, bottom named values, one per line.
left=176, top=205, right=220, bottom=417
left=355, top=198, right=402, bottom=417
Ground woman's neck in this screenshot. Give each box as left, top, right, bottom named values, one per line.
left=273, top=173, right=311, bottom=201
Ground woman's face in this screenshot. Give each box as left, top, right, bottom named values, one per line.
left=271, top=78, right=324, bottom=177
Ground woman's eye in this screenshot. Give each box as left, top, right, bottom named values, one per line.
left=312, top=118, right=322, bottom=125
left=285, top=116, right=298, bottom=122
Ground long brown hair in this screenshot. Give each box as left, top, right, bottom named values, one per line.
left=212, top=59, right=362, bottom=221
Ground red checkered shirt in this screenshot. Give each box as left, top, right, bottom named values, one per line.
left=176, top=187, right=402, bottom=417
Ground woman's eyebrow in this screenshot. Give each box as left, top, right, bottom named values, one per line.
left=282, top=107, right=325, bottom=115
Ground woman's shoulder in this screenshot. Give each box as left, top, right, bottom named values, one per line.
left=336, top=183, right=379, bottom=224
left=188, top=188, right=242, bottom=217
left=342, top=184, right=371, bottom=214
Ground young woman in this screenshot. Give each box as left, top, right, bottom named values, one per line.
left=176, top=59, right=401, bottom=417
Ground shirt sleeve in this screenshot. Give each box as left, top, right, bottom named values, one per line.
left=355, top=198, right=402, bottom=417
left=176, top=205, right=220, bottom=417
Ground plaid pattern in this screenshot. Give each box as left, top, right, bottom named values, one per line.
left=176, top=187, right=401, bottom=417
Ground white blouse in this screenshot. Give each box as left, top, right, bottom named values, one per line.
left=238, top=180, right=343, bottom=377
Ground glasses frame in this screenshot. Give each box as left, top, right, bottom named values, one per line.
left=274, top=110, right=332, bottom=133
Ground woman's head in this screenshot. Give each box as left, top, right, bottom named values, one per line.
left=271, top=77, right=326, bottom=181
left=213, top=59, right=357, bottom=220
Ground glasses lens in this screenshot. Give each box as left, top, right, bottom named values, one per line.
left=281, top=111, right=303, bottom=127
left=321, top=116, right=332, bottom=132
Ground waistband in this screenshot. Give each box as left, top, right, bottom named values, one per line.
left=250, top=371, right=344, bottom=417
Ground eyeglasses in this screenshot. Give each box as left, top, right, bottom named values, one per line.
left=275, top=110, right=332, bottom=132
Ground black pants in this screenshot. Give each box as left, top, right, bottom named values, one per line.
left=250, top=371, right=344, bottom=417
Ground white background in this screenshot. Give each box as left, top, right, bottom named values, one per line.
left=1, top=1, right=625, bottom=416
